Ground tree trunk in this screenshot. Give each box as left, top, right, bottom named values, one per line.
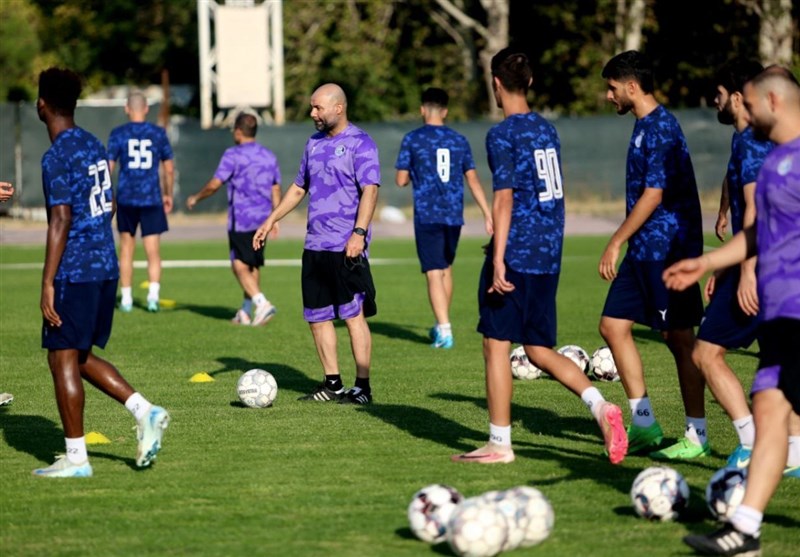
left=758, top=0, right=794, bottom=65
left=615, top=0, right=646, bottom=52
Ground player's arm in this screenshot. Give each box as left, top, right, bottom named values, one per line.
left=395, top=169, right=410, bottom=187
left=269, top=182, right=282, bottom=238
left=489, top=188, right=514, bottom=294
left=161, top=159, right=175, bottom=214
left=345, top=184, right=379, bottom=258
left=715, top=176, right=730, bottom=241
left=598, top=187, right=662, bottom=281
left=465, top=169, right=493, bottom=235
left=186, top=177, right=223, bottom=210
left=736, top=182, right=759, bottom=315
left=253, top=183, right=306, bottom=249
left=41, top=204, right=71, bottom=327
left=664, top=225, right=756, bottom=292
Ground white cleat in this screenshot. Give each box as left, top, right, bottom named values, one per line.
left=136, top=406, right=170, bottom=468
left=33, top=455, right=93, bottom=478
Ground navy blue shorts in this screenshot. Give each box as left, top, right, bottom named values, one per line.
left=229, top=230, right=265, bottom=268
left=301, top=250, right=377, bottom=323
left=414, top=222, right=461, bottom=273
left=602, top=256, right=703, bottom=330
left=477, top=258, right=558, bottom=346
left=751, top=318, right=800, bottom=415
left=42, top=279, right=117, bottom=351
left=697, top=267, right=761, bottom=349
left=116, top=204, right=168, bottom=237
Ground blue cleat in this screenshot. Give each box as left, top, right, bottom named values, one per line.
left=33, top=455, right=93, bottom=478
left=136, top=406, right=170, bottom=467
left=431, top=328, right=454, bottom=349
left=147, top=299, right=159, bottom=313
left=726, top=444, right=753, bottom=469
left=784, top=465, right=800, bottom=478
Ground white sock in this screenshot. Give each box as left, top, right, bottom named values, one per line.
left=730, top=505, right=763, bottom=536
left=65, top=436, right=88, bottom=464
left=685, top=417, right=708, bottom=446
left=125, top=392, right=153, bottom=422
left=439, top=323, right=452, bottom=336
left=489, top=423, right=511, bottom=447
left=732, top=415, right=755, bottom=447
left=787, top=436, right=800, bottom=467
left=252, top=292, right=267, bottom=307
left=629, top=397, right=655, bottom=427
left=241, top=297, right=253, bottom=314
left=147, top=282, right=160, bottom=302
left=121, top=287, right=133, bottom=305
left=580, top=386, right=606, bottom=420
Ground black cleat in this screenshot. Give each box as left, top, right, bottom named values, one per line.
left=298, top=383, right=344, bottom=402
left=338, top=386, right=372, bottom=405
left=683, top=524, right=761, bottom=556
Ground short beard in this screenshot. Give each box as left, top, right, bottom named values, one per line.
left=717, top=100, right=734, bottom=125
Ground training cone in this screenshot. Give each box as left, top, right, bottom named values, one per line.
left=85, top=431, right=111, bottom=445
left=190, top=372, right=215, bottom=383
left=159, top=298, right=176, bottom=308
left=139, top=280, right=150, bottom=289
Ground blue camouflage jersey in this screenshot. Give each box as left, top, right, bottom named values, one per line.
left=107, top=122, right=173, bottom=206
left=487, top=112, right=564, bottom=274
left=395, top=124, right=475, bottom=225
left=625, top=105, right=703, bottom=261
left=727, top=127, right=774, bottom=234
left=42, top=127, right=118, bottom=282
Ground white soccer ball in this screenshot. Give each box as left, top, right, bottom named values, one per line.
left=447, top=498, right=509, bottom=557
left=557, top=345, right=592, bottom=375
left=236, top=368, right=278, bottom=408
left=630, top=466, right=690, bottom=521
left=510, top=345, right=543, bottom=380
left=508, top=486, right=554, bottom=548
left=591, top=346, right=620, bottom=382
left=706, top=466, right=747, bottom=521
left=407, top=484, right=463, bottom=544
left=477, top=490, right=525, bottom=551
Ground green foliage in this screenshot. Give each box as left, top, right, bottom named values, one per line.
left=0, top=0, right=42, bottom=101
left=1, top=236, right=799, bottom=556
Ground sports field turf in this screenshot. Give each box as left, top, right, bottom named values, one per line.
left=1, top=236, right=798, bottom=556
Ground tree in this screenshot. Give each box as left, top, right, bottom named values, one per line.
left=615, top=0, right=647, bottom=52
left=736, top=0, right=796, bottom=65
left=0, top=0, right=42, bottom=101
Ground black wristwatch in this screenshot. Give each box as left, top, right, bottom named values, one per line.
left=353, top=227, right=367, bottom=236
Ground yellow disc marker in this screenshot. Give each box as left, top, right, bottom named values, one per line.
left=190, top=372, right=215, bottom=383
left=85, top=431, right=112, bottom=445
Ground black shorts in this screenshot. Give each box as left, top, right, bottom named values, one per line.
left=697, top=267, right=761, bottom=349
left=116, top=204, right=168, bottom=237
left=42, top=279, right=117, bottom=351
left=751, top=318, right=800, bottom=414
left=301, top=250, right=377, bottom=323
left=228, top=231, right=265, bottom=268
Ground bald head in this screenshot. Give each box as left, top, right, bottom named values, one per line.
left=309, top=83, right=348, bottom=135
left=126, top=91, right=149, bottom=121
left=743, top=66, right=800, bottom=144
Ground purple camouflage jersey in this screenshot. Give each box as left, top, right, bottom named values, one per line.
left=294, top=123, right=381, bottom=252
left=755, top=135, right=800, bottom=322
left=214, top=142, right=281, bottom=233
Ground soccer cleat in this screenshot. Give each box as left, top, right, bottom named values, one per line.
left=651, top=436, right=711, bottom=460
left=784, top=465, right=800, bottom=478
left=428, top=325, right=437, bottom=340
left=298, top=383, right=344, bottom=402
left=626, top=421, right=664, bottom=454
left=32, top=455, right=93, bottom=478
left=597, top=401, right=628, bottom=464
left=683, top=524, right=761, bottom=556
left=251, top=302, right=277, bottom=326
left=119, top=301, right=133, bottom=313
left=338, top=386, right=372, bottom=405
left=231, top=309, right=252, bottom=325
left=147, top=299, right=159, bottom=313
left=451, top=442, right=515, bottom=464
left=431, top=327, right=454, bottom=349
left=136, top=406, right=170, bottom=468
left=0, top=392, right=13, bottom=406
left=726, top=444, right=753, bottom=469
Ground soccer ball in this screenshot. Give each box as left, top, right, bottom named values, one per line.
left=557, top=345, right=592, bottom=375
left=706, top=466, right=747, bottom=521
left=510, top=346, right=543, bottom=380
left=477, top=490, right=525, bottom=551
left=591, top=346, right=620, bottom=382
left=407, top=484, right=463, bottom=543
left=447, top=498, right=509, bottom=557
left=236, top=368, right=278, bottom=408
left=508, top=486, right=554, bottom=548
left=630, top=466, right=690, bottom=521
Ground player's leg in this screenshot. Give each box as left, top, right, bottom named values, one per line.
left=301, top=319, right=345, bottom=401
left=230, top=232, right=274, bottom=325
left=340, top=309, right=373, bottom=404
left=118, top=231, right=136, bottom=311
left=426, top=268, right=453, bottom=348
left=786, top=412, right=800, bottom=476
left=142, top=233, right=162, bottom=311
left=417, top=224, right=454, bottom=347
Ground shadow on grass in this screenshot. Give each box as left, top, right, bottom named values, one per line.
left=210, top=356, right=318, bottom=396
left=0, top=413, right=64, bottom=463
left=173, top=303, right=235, bottom=322
left=333, top=319, right=430, bottom=345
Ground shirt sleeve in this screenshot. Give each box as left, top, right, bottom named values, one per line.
left=213, top=150, right=234, bottom=183
left=486, top=127, right=515, bottom=191
left=461, top=137, right=476, bottom=173
left=294, top=141, right=310, bottom=190
left=43, top=154, right=72, bottom=207
left=643, top=123, right=672, bottom=190
left=395, top=134, right=412, bottom=170
left=354, top=136, right=381, bottom=187
left=107, top=130, right=121, bottom=163
left=158, top=128, right=174, bottom=161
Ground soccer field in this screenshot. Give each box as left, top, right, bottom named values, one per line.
left=1, top=236, right=798, bottom=557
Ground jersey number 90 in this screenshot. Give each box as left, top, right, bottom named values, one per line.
left=534, top=148, right=563, bottom=202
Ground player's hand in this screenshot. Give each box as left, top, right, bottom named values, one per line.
left=663, top=257, right=708, bottom=291
left=186, top=195, right=197, bottom=211
left=270, top=221, right=280, bottom=240
left=252, top=220, right=273, bottom=249
left=40, top=283, right=61, bottom=327
left=715, top=213, right=728, bottom=242
left=484, top=217, right=494, bottom=236
left=598, top=242, right=620, bottom=281
left=703, top=271, right=720, bottom=302
left=737, top=268, right=759, bottom=316
left=0, top=182, right=14, bottom=203
left=488, top=260, right=515, bottom=294
left=345, top=232, right=366, bottom=258
left=163, top=195, right=173, bottom=214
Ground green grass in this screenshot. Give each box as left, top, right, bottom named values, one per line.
left=1, top=236, right=798, bottom=557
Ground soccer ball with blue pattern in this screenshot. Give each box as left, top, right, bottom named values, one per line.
left=407, top=484, right=463, bottom=544
left=479, top=487, right=553, bottom=551
left=630, top=466, right=689, bottom=521
left=447, top=498, right=509, bottom=557
left=510, top=346, right=543, bottom=380
left=236, top=369, right=278, bottom=408
left=557, top=345, right=591, bottom=375
left=706, top=466, right=747, bottom=521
